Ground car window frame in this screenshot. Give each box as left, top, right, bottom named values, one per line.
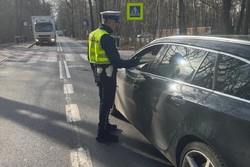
left=213, top=52, right=250, bottom=101
left=129, top=43, right=169, bottom=71
left=128, top=42, right=250, bottom=103
left=190, top=51, right=219, bottom=90
left=156, top=43, right=211, bottom=83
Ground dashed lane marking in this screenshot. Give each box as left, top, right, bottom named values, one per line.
left=64, top=60, right=71, bottom=78
left=66, top=104, right=81, bottom=122
left=64, top=84, right=74, bottom=94
left=70, top=147, right=93, bottom=167
left=59, top=61, right=63, bottom=79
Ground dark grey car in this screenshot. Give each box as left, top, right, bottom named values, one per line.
left=113, top=36, right=250, bottom=167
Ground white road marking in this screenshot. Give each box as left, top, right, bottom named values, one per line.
left=27, top=56, right=41, bottom=64
left=58, top=42, right=92, bottom=166
left=65, top=54, right=75, bottom=61
left=80, top=54, right=88, bottom=61
left=64, top=60, right=71, bottom=78
left=67, top=65, right=85, bottom=68
left=47, top=55, right=57, bottom=62
left=57, top=42, right=63, bottom=52
left=36, top=52, right=44, bottom=55
left=122, top=143, right=173, bottom=166
left=64, top=84, right=74, bottom=94
left=66, top=104, right=81, bottom=122
left=59, top=61, right=63, bottom=79
left=70, top=148, right=93, bottom=167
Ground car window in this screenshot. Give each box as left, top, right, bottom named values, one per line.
left=134, top=44, right=164, bottom=71
left=215, top=55, right=250, bottom=100
left=155, top=45, right=207, bottom=82
left=192, top=52, right=217, bottom=89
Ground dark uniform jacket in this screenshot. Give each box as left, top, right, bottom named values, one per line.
left=89, top=24, right=138, bottom=83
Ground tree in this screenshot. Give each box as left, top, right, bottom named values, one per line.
left=222, top=0, right=234, bottom=34
left=243, top=0, right=250, bottom=34
left=0, top=0, right=51, bottom=43
left=179, top=0, right=187, bottom=34
left=236, top=0, right=246, bottom=34
left=1, top=0, right=249, bottom=44
left=65, top=0, right=75, bottom=37
left=88, top=0, right=95, bottom=31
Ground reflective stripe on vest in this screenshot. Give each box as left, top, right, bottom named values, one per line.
left=88, top=29, right=110, bottom=64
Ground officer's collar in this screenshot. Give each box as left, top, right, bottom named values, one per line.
left=99, top=24, right=113, bottom=34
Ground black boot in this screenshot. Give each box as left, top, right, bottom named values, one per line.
left=96, top=129, right=119, bottom=143
left=107, top=123, right=117, bottom=132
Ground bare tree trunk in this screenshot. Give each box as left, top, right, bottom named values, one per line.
left=243, top=0, right=250, bottom=34
left=65, top=0, right=75, bottom=37
left=193, top=0, right=197, bottom=35
left=236, top=0, right=246, bottom=34
left=222, top=0, right=234, bottom=34
left=20, top=0, right=23, bottom=36
left=88, top=0, right=95, bottom=31
left=179, top=0, right=186, bottom=34
left=155, top=0, right=160, bottom=38
left=99, top=0, right=104, bottom=12
left=15, top=0, right=22, bottom=36
left=71, top=5, right=75, bottom=37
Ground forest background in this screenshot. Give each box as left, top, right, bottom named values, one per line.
left=0, top=0, right=249, bottom=48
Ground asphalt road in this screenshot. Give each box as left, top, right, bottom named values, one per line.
left=0, top=37, right=173, bottom=167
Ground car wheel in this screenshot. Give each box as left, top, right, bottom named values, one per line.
left=180, top=142, right=226, bottom=167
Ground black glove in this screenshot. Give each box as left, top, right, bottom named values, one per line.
left=130, top=58, right=140, bottom=67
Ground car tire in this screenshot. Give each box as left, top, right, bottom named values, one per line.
left=179, top=142, right=226, bottom=167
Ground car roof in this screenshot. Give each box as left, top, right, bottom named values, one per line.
left=150, top=36, right=250, bottom=60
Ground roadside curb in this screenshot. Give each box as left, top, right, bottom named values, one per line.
left=0, top=42, right=34, bottom=63
left=0, top=53, right=11, bottom=64
left=28, top=43, right=36, bottom=48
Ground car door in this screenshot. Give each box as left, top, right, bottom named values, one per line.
left=115, top=44, right=166, bottom=126
left=194, top=54, right=250, bottom=167
left=147, top=45, right=214, bottom=150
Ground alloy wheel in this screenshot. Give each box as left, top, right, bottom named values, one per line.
left=182, top=150, right=214, bottom=167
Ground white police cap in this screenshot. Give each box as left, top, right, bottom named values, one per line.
left=100, top=11, right=121, bottom=21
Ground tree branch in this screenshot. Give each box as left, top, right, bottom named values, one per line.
left=199, top=0, right=220, bottom=10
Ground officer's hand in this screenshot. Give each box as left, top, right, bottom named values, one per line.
left=131, top=57, right=140, bottom=67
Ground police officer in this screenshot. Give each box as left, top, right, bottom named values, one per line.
left=88, top=11, right=139, bottom=143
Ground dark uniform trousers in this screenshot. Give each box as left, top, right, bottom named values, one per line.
left=94, top=65, right=116, bottom=131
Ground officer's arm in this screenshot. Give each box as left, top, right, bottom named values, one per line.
left=101, top=34, right=137, bottom=68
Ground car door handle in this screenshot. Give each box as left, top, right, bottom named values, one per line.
left=171, top=96, right=186, bottom=106
left=133, top=76, right=145, bottom=89
left=133, top=83, right=140, bottom=89
left=136, top=76, right=146, bottom=83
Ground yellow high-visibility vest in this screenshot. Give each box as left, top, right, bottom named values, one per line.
left=88, top=29, right=110, bottom=64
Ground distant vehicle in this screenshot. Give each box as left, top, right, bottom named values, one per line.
left=31, top=16, right=56, bottom=45
left=113, top=36, right=250, bottom=167
left=136, top=32, right=153, bottom=38
left=56, top=30, right=64, bottom=36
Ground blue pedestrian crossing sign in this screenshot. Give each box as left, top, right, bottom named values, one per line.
left=126, top=3, right=144, bottom=20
